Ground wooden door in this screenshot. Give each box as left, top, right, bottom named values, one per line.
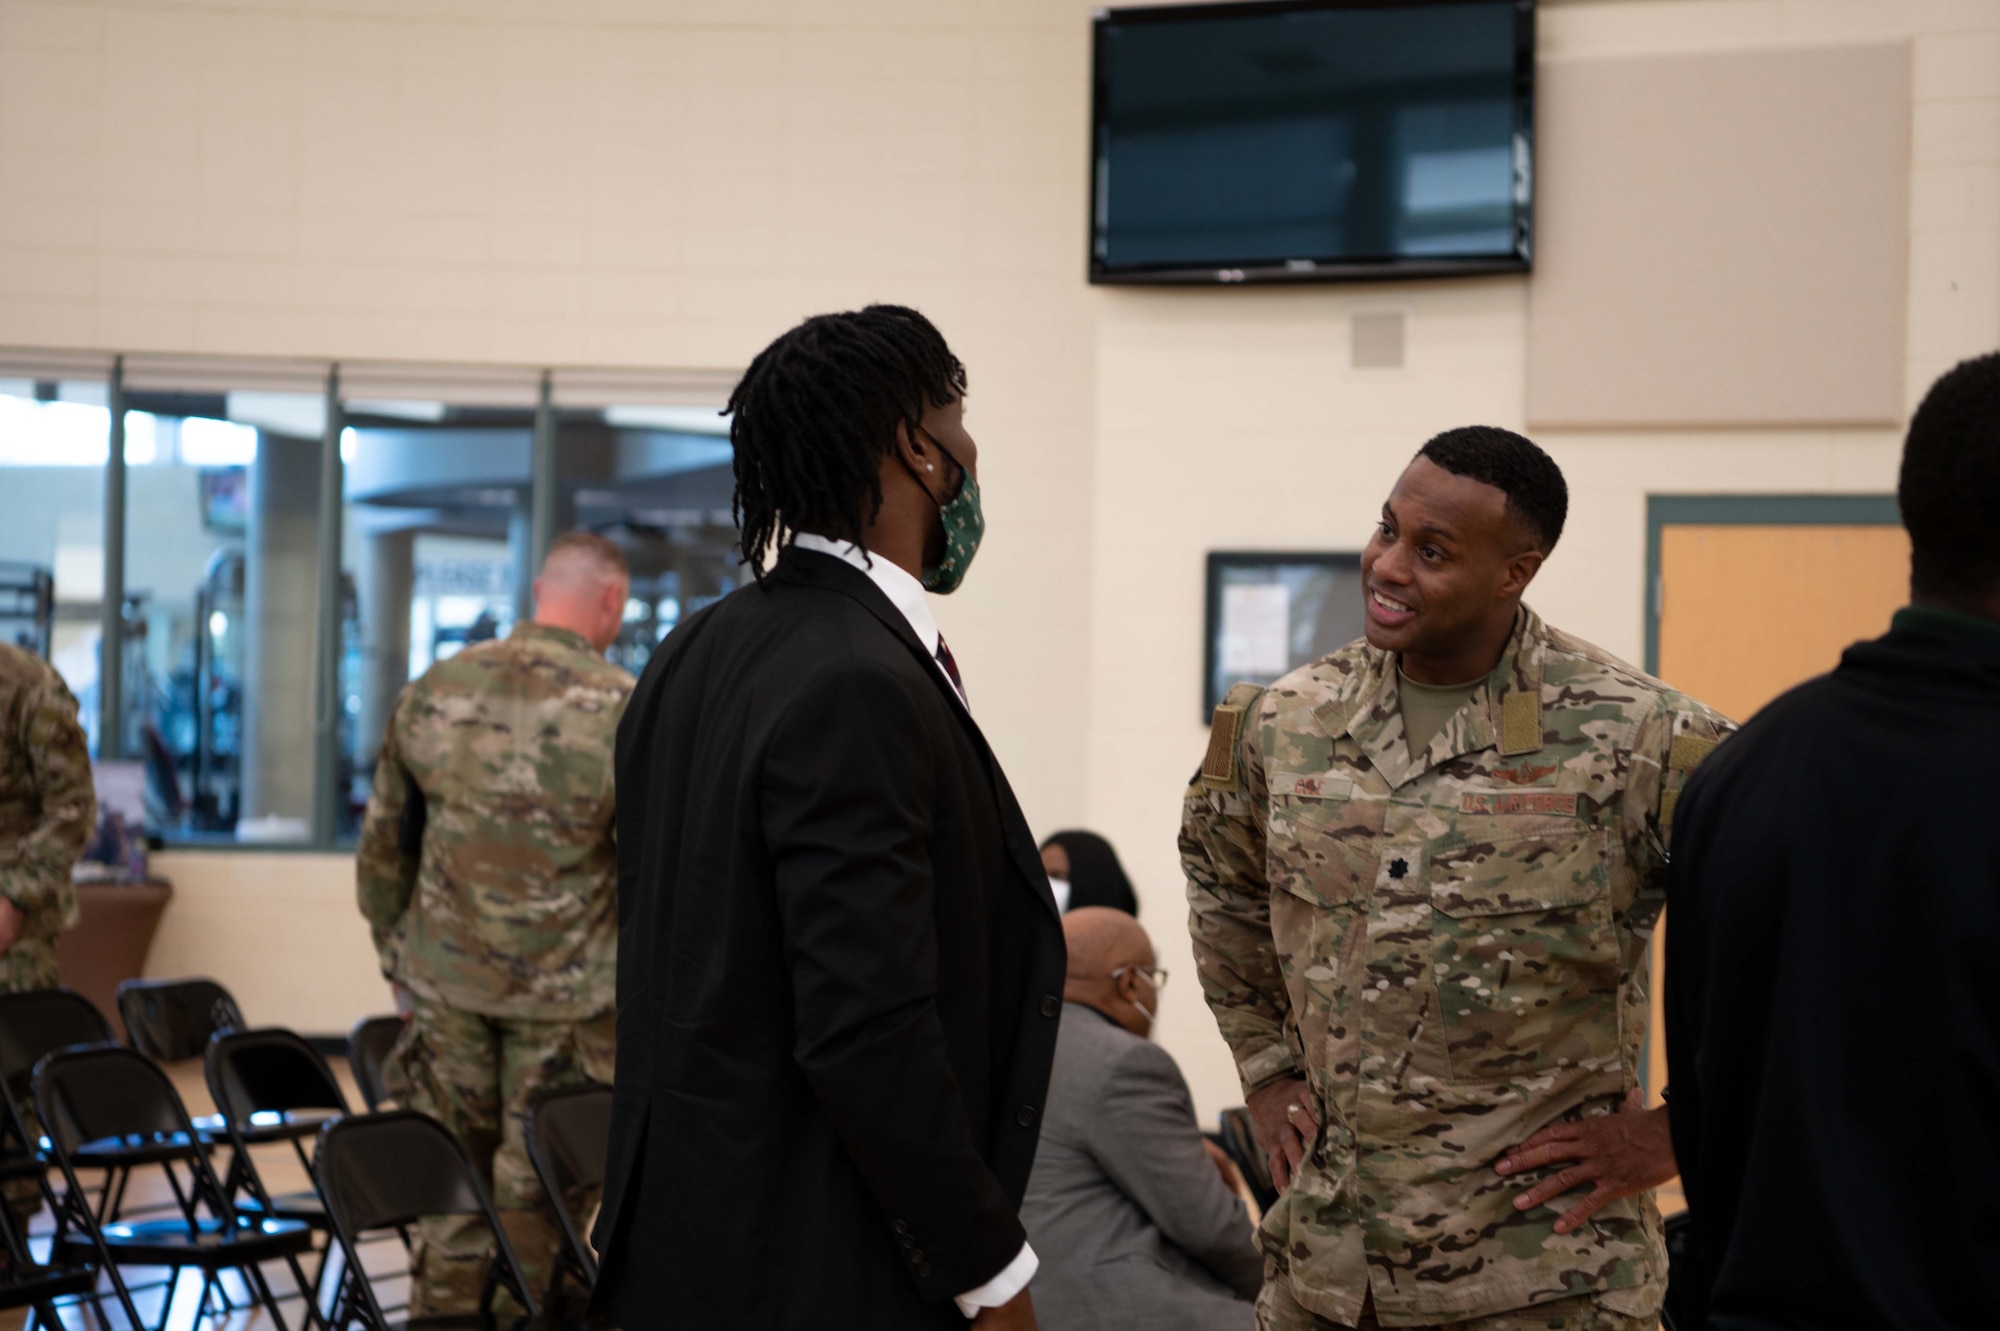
left=1656, top=524, right=1910, bottom=724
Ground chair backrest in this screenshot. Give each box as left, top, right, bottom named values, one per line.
left=33, top=1045, right=195, bottom=1158
left=316, top=1111, right=539, bottom=1318
left=206, top=1027, right=350, bottom=1128
left=117, top=977, right=244, bottom=1062
left=316, top=1111, right=493, bottom=1232
left=526, top=1081, right=612, bottom=1204
left=0, top=990, right=114, bottom=1098
left=1217, top=1105, right=1278, bottom=1212
left=347, top=1014, right=403, bottom=1112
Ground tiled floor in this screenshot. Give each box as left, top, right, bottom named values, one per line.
left=1, top=1062, right=407, bottom=1331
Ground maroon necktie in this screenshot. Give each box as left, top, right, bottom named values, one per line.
left=934, top=636, right=966, bottom=700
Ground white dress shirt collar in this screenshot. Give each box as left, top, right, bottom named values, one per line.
left=790, top=534, right=962, bottom=703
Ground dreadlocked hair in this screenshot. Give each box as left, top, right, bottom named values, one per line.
left=728, top=304, right=968, bottom=582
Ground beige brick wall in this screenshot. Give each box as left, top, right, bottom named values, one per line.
left=6, top=0, right=1993, bottom=1116
left=1085, top=0, right=2000, bottom=1115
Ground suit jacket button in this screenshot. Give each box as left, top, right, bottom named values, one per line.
left=916, top=1261, right=932, bottom=1278
left=1016, top=1104, right=1036, bottom=1127
left=1040, top=996, right=1060, bottom=1017
left=894, top=1220, right=910, bottom=1236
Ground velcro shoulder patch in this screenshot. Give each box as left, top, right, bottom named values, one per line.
left=1201, top=683, right=1264, bottom=792
left=1668, top=733, right=1719, bottom=773
left=1500, top=690, right=1541, bottom=756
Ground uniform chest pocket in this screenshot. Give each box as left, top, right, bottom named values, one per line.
left=1266, top=775, right=1382, bottom=910
left=1429, top=828, right=1620, bottom=1082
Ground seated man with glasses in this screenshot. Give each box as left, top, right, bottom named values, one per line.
left=1021, top=907, right=1262, bottom=1330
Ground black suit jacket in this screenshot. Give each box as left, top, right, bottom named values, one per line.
left=592, top=547, right=1067, bottom=1330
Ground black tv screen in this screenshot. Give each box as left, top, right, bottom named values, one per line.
left=1090, top=0, right=1534, bottom=285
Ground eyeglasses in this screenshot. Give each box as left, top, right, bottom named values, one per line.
left=1110, top=965, right=1168, bottom=991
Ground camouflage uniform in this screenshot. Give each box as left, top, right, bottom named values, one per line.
left=356, top=621, right=632, bottom=1313
left=0, top=644, right=94, bottom=1230
left=1261, top=1266, right=1647, bottom=1331
left=1183, top=608, right=1732, bottom=1329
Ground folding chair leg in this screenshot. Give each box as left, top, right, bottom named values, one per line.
left=244, top=1259, right=294, bottom=1331
left=308, top=1237, right=335, bottom=1314
left=279, top=1249, right=328, bottom=1331
left=93, top=1257, right=148, bottom=1331
left=313, top=1238, right=346, bottom=1319
left=196, top=1269, right=221, bottom=1324
left=95, top=1166, right=125, bottom=1223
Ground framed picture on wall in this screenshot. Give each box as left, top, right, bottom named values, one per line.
left=1203, top=552, right=1366, bottom=720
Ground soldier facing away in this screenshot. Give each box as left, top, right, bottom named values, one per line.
left=0, top=641, right=94, bottom=1236
left=1183, top=428, right=1733, bottom=1330
left=356, top=532, right=635, bottom=1315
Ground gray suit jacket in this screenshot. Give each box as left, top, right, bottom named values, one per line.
left=1021, top=1004, right=1261, bottom=1331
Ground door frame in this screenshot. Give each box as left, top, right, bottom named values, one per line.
left=1642, top=494, right=1902, bottom=676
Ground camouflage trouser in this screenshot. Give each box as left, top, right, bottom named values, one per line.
left=386, top=997, right=615, bottom=1316
left=2, top=940, right=60, bottom=1239
left=1258, top=1266, right=1652, bottom=1331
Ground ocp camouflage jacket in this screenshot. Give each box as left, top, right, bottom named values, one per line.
left=356, top=621, right=634, bottom=1020
left=1182, top=607, right=1732, bottom=1326
left=0, top=643, right=92, bottom=992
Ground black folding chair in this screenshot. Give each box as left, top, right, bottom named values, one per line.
left=35, top=1044, right=318, bottom=1331
left=348, top=1017, right=405, bottom=1114
left=0, top=988, right=152, bottom=1226
left=315, top=1110, right=539, bottom=1329
left=206, top=1029, right=349, bottom=1226
left=207, top=1029, right=357, bottom=1321
left=1217, top=1106, right=1279, bottom=1213
left=118, top=978, right=246, bottom=1064
left=522, top=1083, right=610, bottom=1311
left=0, top=991, right=109, bottom=1319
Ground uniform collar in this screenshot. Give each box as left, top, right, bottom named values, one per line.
left=1320, top=605, right=1547, bottom=789
left=508, top=620, right=594, bottom=654
left=790, top=533, right=940, bottom=657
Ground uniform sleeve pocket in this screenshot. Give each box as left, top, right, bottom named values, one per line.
left=1429, top=829, right=1605, bottom=917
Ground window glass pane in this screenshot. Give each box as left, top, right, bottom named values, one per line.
left=341, top=398, right=526, bottom=837
left=127, top=390, right=324, bottom=843
left=558, top=403, right=740, bottom=678
left=0, top=379, right=110, bottom=752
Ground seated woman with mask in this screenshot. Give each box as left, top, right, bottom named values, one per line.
left=1039, top=829, right=1139, bottom=916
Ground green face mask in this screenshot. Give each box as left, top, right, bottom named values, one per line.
left=919, top=448, right=985, bottom=595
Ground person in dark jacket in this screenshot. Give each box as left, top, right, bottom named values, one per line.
left=591, top=306, right=1065, bottom=1330
left=1040, top=830, right=1139, bottom=916
left=1666, top=350, right=2000, bottom=1330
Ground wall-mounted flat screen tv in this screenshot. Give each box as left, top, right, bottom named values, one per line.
left=1090, top=0, right=1534, bottom=285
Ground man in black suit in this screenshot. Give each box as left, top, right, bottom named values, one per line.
left=592, top=305, right=1066, bottom=1330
